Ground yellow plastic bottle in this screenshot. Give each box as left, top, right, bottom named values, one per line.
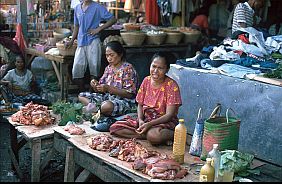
left=199, top=158, right=215, bottom=182
left=172, top=118, right=187, bottom=164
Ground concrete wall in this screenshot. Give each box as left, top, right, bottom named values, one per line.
left=168, top=64, right=282, bottom=166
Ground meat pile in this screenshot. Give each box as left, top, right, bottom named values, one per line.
left=87, top=134, right=114, bottom=151
left=132, top=156, right=188, bottom=180
left=11, top=102, right=55, bottom=126
left=87, top=134, right=188, bottom=180
left=64, top=124, right=85, bottom=135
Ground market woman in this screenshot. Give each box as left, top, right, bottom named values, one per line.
left=110, top=52, right=182, bottom=145
left=78, top=41, right=138, bottom=117
left=0, top=55, right=43, bottom=104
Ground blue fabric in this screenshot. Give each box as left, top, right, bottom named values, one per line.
left=232, top=57, right=278, bottom=69
left=91, top=117, right=116, bottom=132
left=74, top=2, right=113, bottom=47
left=201, top=46, right=214, bottom=54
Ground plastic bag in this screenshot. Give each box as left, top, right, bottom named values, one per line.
left=189, top=108, right=205, bottom=157
left=91, top=117, right=116, bottom=132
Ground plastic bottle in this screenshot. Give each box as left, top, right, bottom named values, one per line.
left=207, top=144, right=221, bottom=182
left=199, top=158, right=215, bottom=182
left=172, top=118, right=187, bottom=164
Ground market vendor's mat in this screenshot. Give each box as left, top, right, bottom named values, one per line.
left=58, top=130, right=201, bottom=182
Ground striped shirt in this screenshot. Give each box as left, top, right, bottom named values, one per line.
left=232, top=2, right=254, bottom=33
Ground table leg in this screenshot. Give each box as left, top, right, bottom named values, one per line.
left=64, top=146, right=74, bottom=182
left=31, top=138, right=41, bottom=182
left=9, top=124, right=18, bottom=168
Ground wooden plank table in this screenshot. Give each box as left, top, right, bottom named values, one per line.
left=53, top=122, right=202, bottom=182
left=7, top=117, right=59, bottom=182
left=25, top=48, right=74, bottom=100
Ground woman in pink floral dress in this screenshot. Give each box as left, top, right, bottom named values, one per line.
left=110, top=52, right=182, bottom=145
left=78, top=41, right=138, bottom=117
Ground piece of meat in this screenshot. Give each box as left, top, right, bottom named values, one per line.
left=88, top=134, right=114, bottom=151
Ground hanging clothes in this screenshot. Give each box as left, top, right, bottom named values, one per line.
left=170, top=0, right=181, bottom=14
left=145, top=0, right=160, bottom=25
left=13, top=24, right=27, bottom=56
left=159, top=0, right=172, bottom=26
left=124, top=0, right=133, bottom=13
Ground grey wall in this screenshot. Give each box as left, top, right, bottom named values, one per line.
left=168, top=65, right=282, bottom=166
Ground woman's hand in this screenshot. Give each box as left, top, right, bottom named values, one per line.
left=138, top=119, right=145, bottom=127
left=96, top=84, right=109, bottom=93
left=90, top=79, right=99, bottom=91
left=136, top=122, right=151, bottom=135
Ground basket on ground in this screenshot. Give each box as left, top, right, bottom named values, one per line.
left=120, top=31, right=146, bottom=46
left=56, top=42, right=77, bottom=56
left=146, top=33, right=167, bottom=45
left=165, top=31, right=184, bottom=44
left=123, top=23, right=141, bottom=31
left=201, top=104, right=241, bottom=160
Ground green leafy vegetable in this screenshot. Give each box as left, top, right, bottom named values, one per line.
left=219, top=150, right=258, bottom=177
left=51, top=101, right=84, bottom=126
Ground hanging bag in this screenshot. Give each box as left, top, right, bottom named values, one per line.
left=189, top=108, right=205, bottom=157
left=200, top=104, right=241, bottom=160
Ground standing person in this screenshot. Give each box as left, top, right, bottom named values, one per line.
left=226, top=0, right=242, bottom=37
left=232, top=0, right=264, bottom=34
left=78, top=41, right=138, bottom=117
left=66, top=0, right=117, bottom=92
left=110, top=52, right=182, bottom=146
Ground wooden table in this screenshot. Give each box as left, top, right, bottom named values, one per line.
left=7, top=117, right=58, bottom=182
left=53, top=122, right=201, bottom=182
left=25, top=48, right=74, bottom=100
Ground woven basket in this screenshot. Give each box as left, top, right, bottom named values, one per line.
left=123, top=23, right=141, bottom=31
left=120, top=31, right=146, bottom=46
left=201, top=104, right=241, bottom=160
left=165, top=32, right=184, bottom=44
left=56, top=42, right=77, bottom=56
left=146, top=33, right=167, bottom=45
left=182, top=31, right=201, bottom=44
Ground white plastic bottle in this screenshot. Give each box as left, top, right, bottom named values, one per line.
left=207, top=144, right=221, bottom=182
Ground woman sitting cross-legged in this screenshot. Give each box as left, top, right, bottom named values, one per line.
left=78, top=41, right=138, bottom=117
left=0, top=55, right=46, bottom=104
left=110, top=52, right=182, bottom=145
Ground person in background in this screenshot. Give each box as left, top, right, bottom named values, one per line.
left=232, top=0, right=264, bottom=34
left=66, top=0, right=117, bottom=92
left=226, top=0, right=243, bottom=38
left=208, top=0, right=230, bottom=38
left=268, top=14, right=282, bottom=36
left=0, top=55, right=44, bottom=104
left=78, top=41, right=138, bottom=117
left=191, top=6, right=210, bottom=36
left=0, top=57, right=8, bottom=78
left=110, top=52, right=182, bottom=146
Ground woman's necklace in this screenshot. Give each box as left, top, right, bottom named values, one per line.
left=15, top=69, right=26, bottom=77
